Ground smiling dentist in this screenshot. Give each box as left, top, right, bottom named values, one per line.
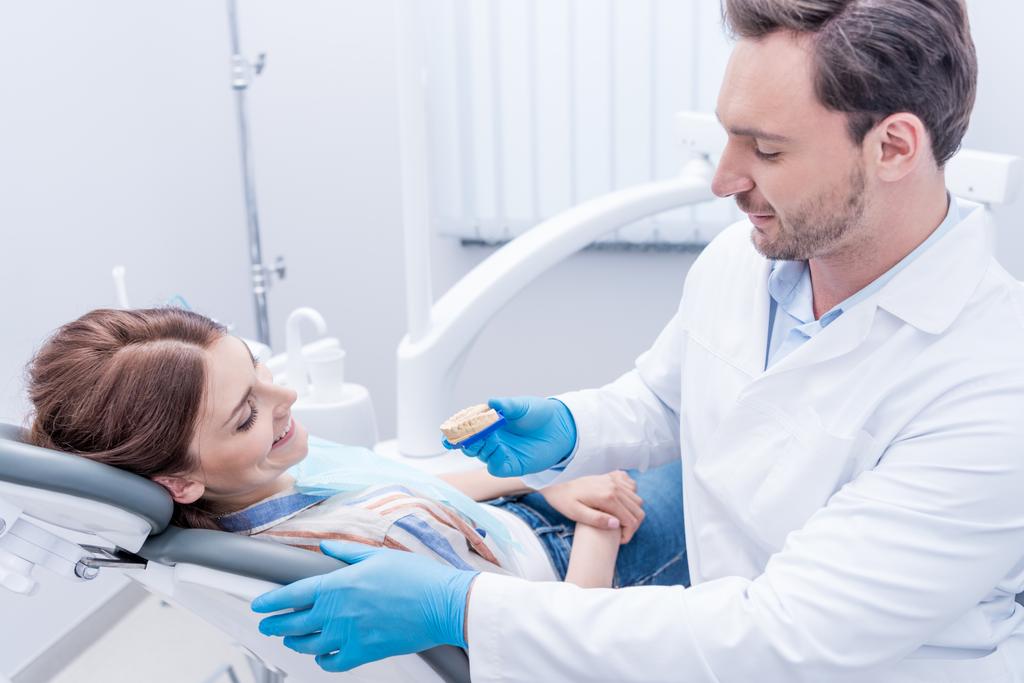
left=252, top=1, right=1024, bottom=681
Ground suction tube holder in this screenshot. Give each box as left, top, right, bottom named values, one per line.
left=285, top=308, right=328, bottom=397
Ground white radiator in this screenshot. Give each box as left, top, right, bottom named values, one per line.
left=415, top=0, right=741, bottom=246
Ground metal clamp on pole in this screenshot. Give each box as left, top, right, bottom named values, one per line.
left=78, top=544, right=149, bottom=576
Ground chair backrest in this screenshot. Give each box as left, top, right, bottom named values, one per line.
left=0, top=422, right=172, bottom=535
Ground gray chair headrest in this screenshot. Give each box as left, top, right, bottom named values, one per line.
left=0, top=422, right=173, bottom=534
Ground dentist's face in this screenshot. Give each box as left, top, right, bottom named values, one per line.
left=711, top=31, right=870, bottom=261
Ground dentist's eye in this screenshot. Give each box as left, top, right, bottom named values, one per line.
left=755, top=148, right=781, bottom=161
left=238, top=400, right=259, bottom=432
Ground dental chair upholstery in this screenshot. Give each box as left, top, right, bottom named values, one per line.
left=0, top=422, right=470, bottom=683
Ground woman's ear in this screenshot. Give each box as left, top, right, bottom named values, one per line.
left=152, top=475, right=205, bottom=504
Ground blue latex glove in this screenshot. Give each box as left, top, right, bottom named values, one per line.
left=443, top=396, right=578, bottom=477
left=252, top=541, right=479, bottom=673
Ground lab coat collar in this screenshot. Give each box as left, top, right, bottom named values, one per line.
left=759, top=289, right=877, bottom=378
left=753, top=200, right=990, bottom=379
left=875, top=200, right=991, bottom=334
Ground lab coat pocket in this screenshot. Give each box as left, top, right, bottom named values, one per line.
left=700, top=402, right=879, bottom=552
left=753, top=407, right=879, bottom=549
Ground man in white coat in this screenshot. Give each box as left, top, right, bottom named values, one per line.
left=253, top=1, right=1024, bottom=680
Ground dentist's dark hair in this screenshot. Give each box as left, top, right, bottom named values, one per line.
left=721, top=0, right=976, bottom=166
left=26, top=307, right=226, bottom=530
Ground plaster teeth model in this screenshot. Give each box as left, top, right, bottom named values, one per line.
left=440, top=404, right=503, bottom=445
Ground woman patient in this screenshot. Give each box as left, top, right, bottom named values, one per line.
left=27, top=308, right=687, bottom=589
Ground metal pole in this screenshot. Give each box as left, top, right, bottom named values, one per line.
left=226, top=0, right=273, bottom=347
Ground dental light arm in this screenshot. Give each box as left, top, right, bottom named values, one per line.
left=392, top=0, right=719, bottom=457
left=396, top=160, right=717, bottom=456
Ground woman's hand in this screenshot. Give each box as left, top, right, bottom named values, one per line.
left=539, top=471, right=645, bottom=543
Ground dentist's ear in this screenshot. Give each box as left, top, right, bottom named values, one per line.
left=153, top=475, right=205, bottom=504
left=868, top=112, right=931, bottom=182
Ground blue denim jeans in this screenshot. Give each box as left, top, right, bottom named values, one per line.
left=487, top=460, right=689, bottom=588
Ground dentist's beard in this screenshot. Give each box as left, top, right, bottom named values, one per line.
left=743, top=165, right=867, bottom=261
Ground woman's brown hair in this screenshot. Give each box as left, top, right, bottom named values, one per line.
left=27, top=307, right=226, bottom=530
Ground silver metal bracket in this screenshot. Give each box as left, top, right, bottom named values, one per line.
left=267, top=255, right=286, bottom=285
left=230, top=52, right=266, bottom=92
left=254, top=256, right=287, bottom=293
left=78, top=545, right=149, bottom=574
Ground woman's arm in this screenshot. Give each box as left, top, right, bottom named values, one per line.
left=443, top=469, right=641, bottom=588
left=439, top=468, right=533, bottom=501
left=444, top=468, right=645, bottom=541
left=535, top=471, right=645, bottom=541
left=564, top=524, right=620, bottom=588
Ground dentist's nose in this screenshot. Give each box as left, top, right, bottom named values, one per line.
left=711, top=142, right=754, bottom=198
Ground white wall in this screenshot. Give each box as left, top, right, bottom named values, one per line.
left=963, top=1, right=1024, bottom=277
left=0, top=1, right=251, bottom=423
left=0, top=1, right=1021, bottom=677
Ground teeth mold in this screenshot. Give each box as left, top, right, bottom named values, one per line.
left=440, top=404, right=506, bottom=447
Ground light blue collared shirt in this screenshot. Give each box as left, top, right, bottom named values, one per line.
left=765, top=194, right=961, bottom=370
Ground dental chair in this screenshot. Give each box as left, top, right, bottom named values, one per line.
left=0, top=423, right=469, bottom=683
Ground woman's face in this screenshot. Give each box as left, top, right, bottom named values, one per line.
left=171, top=334, right=309, bottom=511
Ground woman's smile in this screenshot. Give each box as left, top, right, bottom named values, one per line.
left=272, top=417, right=295, bottom=449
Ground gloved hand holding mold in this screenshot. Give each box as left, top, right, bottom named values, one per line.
left=441, top=396, right=578, bottom=477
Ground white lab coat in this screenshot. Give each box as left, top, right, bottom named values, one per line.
left=467, top=202, right=1024, bottom=682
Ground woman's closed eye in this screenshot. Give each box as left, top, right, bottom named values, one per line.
left=238, top=399, right=259, bottom=432
left=235, top=352, right=264, bottom=432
